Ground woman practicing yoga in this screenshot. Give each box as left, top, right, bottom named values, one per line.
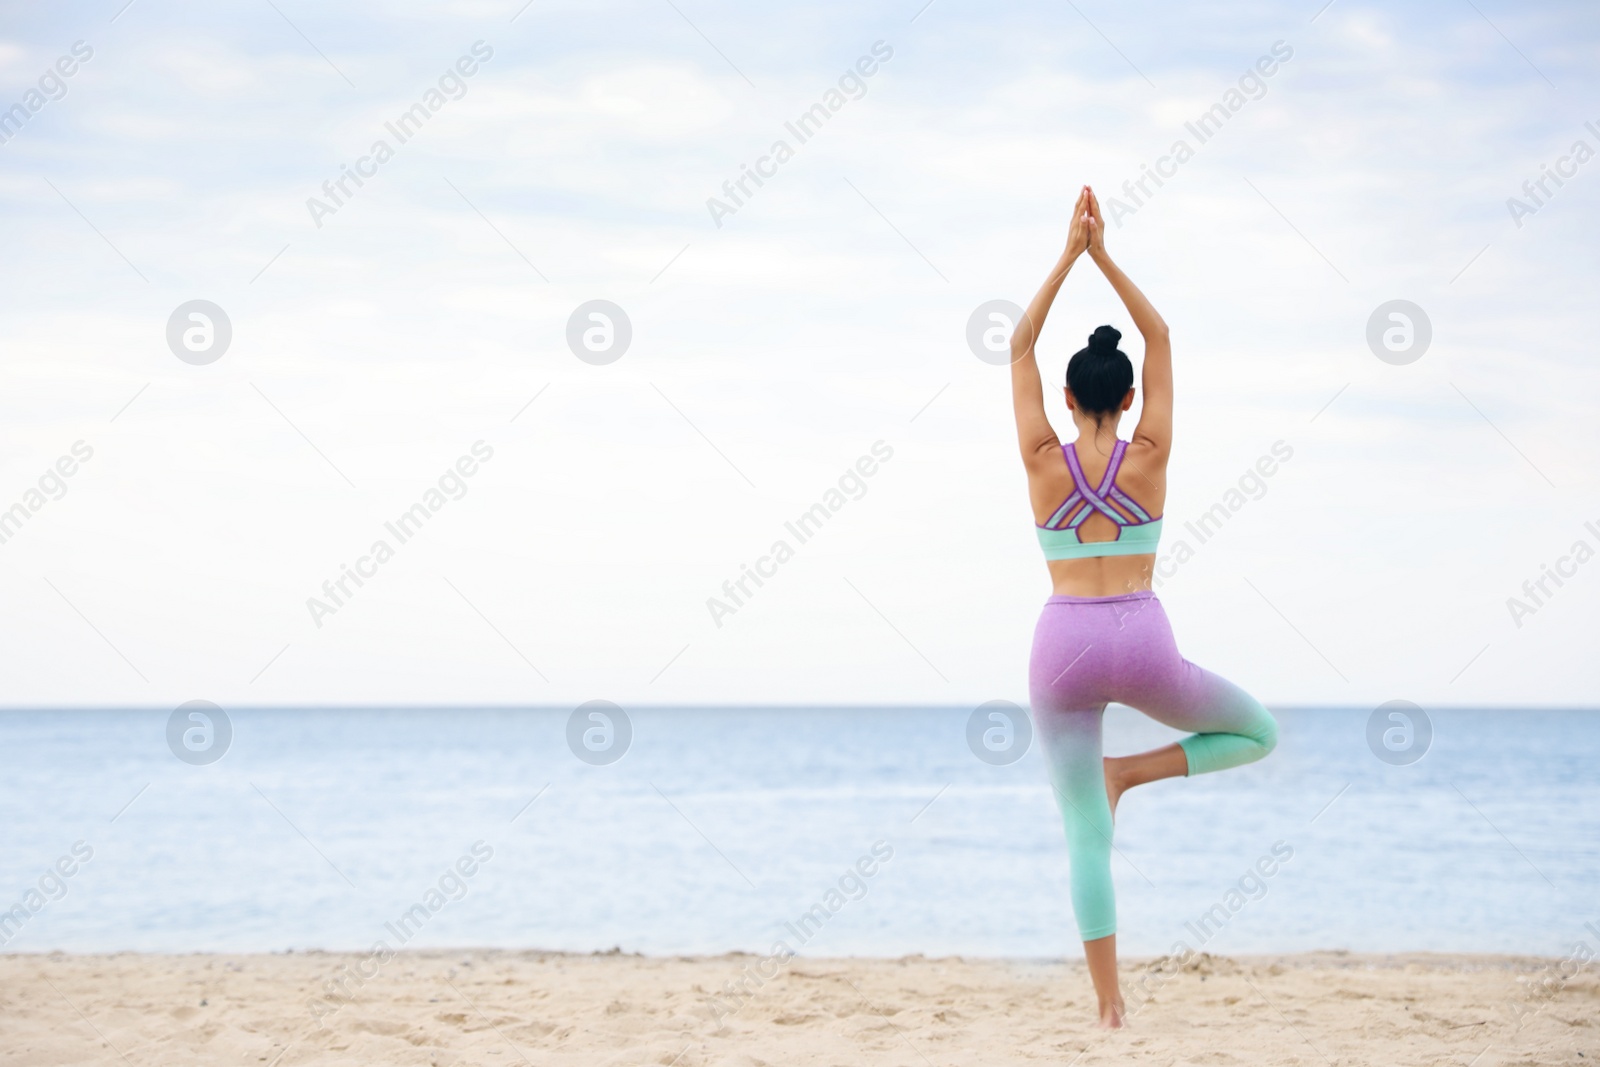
left=1009, top=186, right=1278, bottom=1028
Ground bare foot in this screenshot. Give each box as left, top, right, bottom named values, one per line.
left=1097, top=1001, right=1126, bottom=1029
left=1103, top=757, right=1127, bottom=820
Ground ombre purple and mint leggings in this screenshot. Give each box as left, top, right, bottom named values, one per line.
left=1029, top=591, right=1278, bottom=942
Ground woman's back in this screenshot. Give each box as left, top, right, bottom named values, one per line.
left=1031, top=434, right=1168, bottom=597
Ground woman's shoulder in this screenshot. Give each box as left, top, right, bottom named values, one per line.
left=1124, top=433, right=1170, bottom=464
left=1119, top=436, right=1170, bottom=486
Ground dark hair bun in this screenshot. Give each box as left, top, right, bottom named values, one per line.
left=1066, top=324, right=1134, bottom=417
left=1087, top=325, right=1122, bottom=355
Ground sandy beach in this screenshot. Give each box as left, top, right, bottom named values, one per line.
left=2, top=949, right=1593, bottom=1066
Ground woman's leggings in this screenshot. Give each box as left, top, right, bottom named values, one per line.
left=1029, top=591, right=1278, bottom=942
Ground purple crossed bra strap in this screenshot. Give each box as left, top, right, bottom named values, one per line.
left=1061, top=440, right=1132, bottom=528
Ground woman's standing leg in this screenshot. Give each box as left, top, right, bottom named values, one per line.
left=1031, top=601, right=1125, bottom=1026
left=1034, top=704, right=1126, bottom=1027
left=1033, top=706, right=1117, bottom=939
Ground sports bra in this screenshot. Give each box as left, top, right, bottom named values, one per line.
left=1035, top=439, right=1163, bottom=560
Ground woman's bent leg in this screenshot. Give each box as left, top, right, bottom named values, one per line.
left=1162, top=665, right=1279, bottom=776
left=1112, top=600, right=1279, bottom=777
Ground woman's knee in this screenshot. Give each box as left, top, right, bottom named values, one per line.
left=1252, top=708, right=1279, bottom=756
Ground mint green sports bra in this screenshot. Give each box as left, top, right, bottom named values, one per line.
left=1035, top=439, right=1163, bottom=560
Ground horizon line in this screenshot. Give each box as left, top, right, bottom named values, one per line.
left=2, top=703, right=1597, bottom=713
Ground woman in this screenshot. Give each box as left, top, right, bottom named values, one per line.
left=1009, top=186, right=1279, bottom=1028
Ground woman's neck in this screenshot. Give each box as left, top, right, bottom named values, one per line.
left=1070, top=415, right=1123, bottom=451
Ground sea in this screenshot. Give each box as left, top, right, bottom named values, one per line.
left=1, top=707, right=1594, bottom=958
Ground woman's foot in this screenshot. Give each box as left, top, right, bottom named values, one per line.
left=1083, top=935, right=1124, bottom=1030
left=1103, top=757, right=1128, bottom=820
left=1104, top=744, right=1190, bottom=820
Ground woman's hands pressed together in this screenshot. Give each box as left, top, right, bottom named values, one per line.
left=1064, top=186, right=1092, bottom=260
left=1084, top=186, right=1107, bottom=258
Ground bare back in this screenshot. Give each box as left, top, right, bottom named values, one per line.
left=1029, top=434, right=1168, bottom=597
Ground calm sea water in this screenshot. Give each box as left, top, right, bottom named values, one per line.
left=1, top=708, right=1594, bottom=958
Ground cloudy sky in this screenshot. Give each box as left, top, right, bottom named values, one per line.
left=1, top=0, right=1596, bottom=710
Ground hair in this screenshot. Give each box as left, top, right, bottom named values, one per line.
left=1066, top=325, right=1133, bottom=418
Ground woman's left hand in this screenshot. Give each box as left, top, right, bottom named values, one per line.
left=1064, top=186, right=1091, bottom=258
left=1085, top=186, right=1107, bottom=256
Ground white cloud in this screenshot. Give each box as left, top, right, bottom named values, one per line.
left=0, top=0, right=1596, bottom=708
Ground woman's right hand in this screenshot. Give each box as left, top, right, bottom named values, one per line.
left=1064, top=186, right=1091, bottom=259
left=1085, top=186, right=1107, bottom=257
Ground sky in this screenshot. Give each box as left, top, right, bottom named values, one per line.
left=0, top=0, right=1597, bottom=709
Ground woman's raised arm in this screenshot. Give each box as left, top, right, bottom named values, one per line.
left=1010, top=187, right=1092, bottom=467
left=1085, top=188, right=1171, bottom=457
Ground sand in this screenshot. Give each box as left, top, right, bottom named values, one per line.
left=1, top=949, right=1594, bottom=1066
